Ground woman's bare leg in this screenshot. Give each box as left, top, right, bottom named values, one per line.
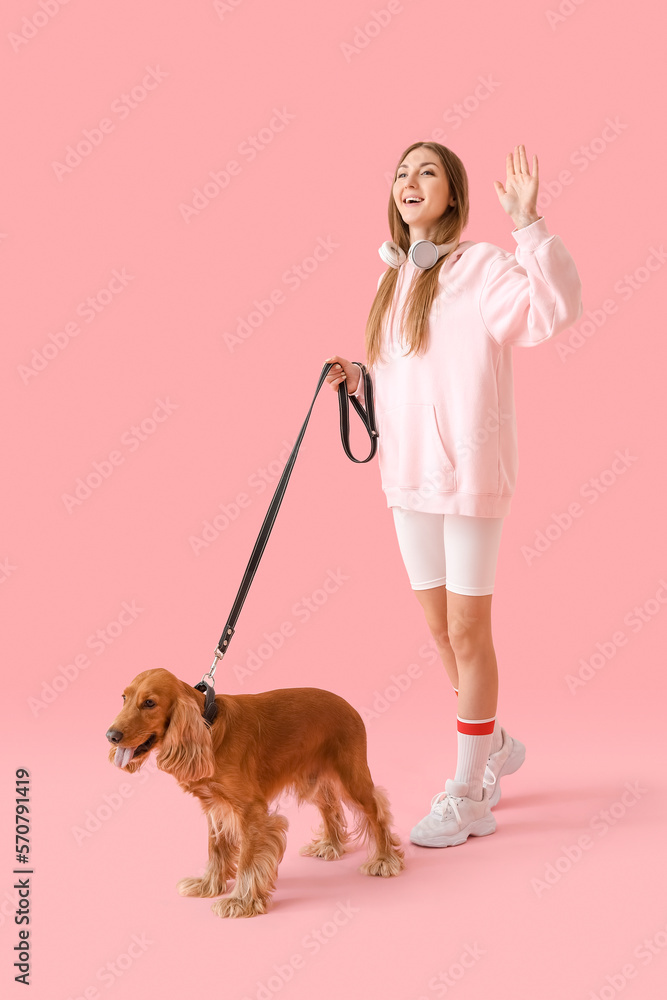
left=413, top=584, right=459, bottom=690
left=444, top=591, right=497, bottom=721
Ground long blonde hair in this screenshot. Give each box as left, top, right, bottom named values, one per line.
left=365, top=141, right=470, bottom=368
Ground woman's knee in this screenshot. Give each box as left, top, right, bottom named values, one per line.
left=446, top=594, right=493, bottom=653
left=430, top=622, right=451, bottom=648
left=413, top=586, right=450, bottom=646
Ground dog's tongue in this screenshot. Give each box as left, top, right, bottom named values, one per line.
left=114, top=746, right=135, bottom=769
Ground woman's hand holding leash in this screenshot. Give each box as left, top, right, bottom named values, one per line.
left=324, top=355, right=360, bottom=394
left=493, top=144, right=541, bottom=230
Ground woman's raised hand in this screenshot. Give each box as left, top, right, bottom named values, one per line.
left=324, top=355, right=360, bottom=394
left=493, top=144, right=540, bottom=226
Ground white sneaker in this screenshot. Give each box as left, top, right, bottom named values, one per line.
left=483, top=727, right=526, bottom=808
left=409, top=778, right=496, bottom=848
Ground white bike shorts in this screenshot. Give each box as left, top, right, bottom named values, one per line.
left=391, top=507, right=504, bottom=596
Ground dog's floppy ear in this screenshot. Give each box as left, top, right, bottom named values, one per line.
left=156, top=688, right=215, bottom=782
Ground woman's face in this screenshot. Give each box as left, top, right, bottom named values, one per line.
left=392, top=147, right=455, bottom=242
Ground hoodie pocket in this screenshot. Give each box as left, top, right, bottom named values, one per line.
left=379, top=402, right=457, bottom=492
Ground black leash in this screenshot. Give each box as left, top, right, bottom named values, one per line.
left=194, top=361, right=377, bottom=726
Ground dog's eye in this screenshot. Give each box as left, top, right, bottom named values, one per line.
left=122, top=694, right=126, bottom=701
left=142, top=699, right=156, bottom=709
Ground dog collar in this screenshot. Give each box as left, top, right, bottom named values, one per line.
left=193, top=681, right=218, bottom=728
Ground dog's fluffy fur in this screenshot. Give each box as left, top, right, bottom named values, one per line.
left=106, top=668, right=405, bottom=918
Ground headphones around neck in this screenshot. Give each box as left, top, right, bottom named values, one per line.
left=378, top=237, right=460, bottom=270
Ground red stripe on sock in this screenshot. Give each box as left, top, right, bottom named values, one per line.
left=457, top=718, right=495, bottom=735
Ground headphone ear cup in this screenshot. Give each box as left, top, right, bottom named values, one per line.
left=409, top=238, right=461, bottom=269
left=409, top=240, right=440, bottom=269
left=378, top=241, right=406, bottom=268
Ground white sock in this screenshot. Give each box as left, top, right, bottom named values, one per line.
left=453, top=687, right=502, bottom=770
left=489, top=717, right=503, bottom=756
left=454, top=716, right=495, bottom=801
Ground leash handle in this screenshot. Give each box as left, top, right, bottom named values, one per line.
left=337, top=362, right=379, bottom=463
left=202, top=361, right=377, bottom=684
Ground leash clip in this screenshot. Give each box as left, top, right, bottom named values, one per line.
left=199, top=627, right=234, bottom=688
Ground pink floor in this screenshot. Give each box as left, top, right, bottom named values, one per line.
left=4, top=687, right=666, bottom=999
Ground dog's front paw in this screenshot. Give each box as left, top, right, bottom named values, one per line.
left=211, top=896, right=267, bottom=918
left=177, top=876, right=228, bottom=898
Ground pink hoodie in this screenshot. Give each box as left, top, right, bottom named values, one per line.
left=350, top=216, right=583, bottom=517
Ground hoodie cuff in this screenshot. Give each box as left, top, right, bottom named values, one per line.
left=349, top=362, right=364, bottom=397
left=511, top=215, right=551, bottom=252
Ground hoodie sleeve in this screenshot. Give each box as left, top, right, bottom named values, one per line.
left=348, top=362, right=367, bottom=405
left=479, top=216, right=583, bottom=348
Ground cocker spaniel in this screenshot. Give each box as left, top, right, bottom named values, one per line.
left=105, top=668, right=405, bottom=918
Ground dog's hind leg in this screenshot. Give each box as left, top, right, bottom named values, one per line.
left=338, top=763, right=405, bottom=877
left=177, top=810, right=239, bottom=898
left=299, top=780, right=349, bottom=861
left=211, top=805, right=288, bottom=918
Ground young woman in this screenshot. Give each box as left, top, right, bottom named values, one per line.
left=325, top=142, right=582, bottom=848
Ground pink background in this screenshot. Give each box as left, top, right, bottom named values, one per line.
left=2, top=1, right=666, bottom=997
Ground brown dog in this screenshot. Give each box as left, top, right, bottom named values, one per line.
left=105, top=668, right=405, bottom=918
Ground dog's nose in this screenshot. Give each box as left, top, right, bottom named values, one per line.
left=106, top=729, right=124, bottom=744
